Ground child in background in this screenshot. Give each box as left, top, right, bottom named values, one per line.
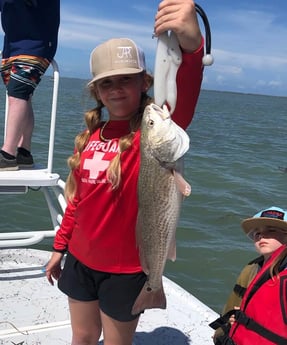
left=211, top=206, right=287, bottom=345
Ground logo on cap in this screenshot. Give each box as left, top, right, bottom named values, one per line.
left=260, top=210, right=284, bottom=220
left=117, top=46, right=133, bottom=59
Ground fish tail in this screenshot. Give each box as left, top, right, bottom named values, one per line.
left=131, top=281, right=166, bottom=315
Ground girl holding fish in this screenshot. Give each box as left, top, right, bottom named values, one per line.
left=45, top=1, right=205, bottom=344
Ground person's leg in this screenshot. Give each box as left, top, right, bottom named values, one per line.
left=97, top=272, right=146, bottom=345
left=58, top=253, right=104, bottom=345
left=17, top=97, right=34, bottom=151
left=2, top=95, right=34, bottom=155
left=68, top=297, right=102, bottom=345
left=0, top=58, right=18, bottom=169
left=2, top=56, right=49, bottom=157
left=101, top=310, right=139, bottom=345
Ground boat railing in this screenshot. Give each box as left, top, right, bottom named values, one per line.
left=0, top=59, right=67, bottom=248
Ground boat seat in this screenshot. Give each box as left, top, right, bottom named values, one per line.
left=0, top=166, right=60, bottom=194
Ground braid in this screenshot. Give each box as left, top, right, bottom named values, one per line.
left=106, top=132, right=135, bottom=190
left=65, top=98, right=104, bottom=201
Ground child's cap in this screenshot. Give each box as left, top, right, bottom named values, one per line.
left=241, top=206, right=287, bottom=236
left=88, top=38, right=146, bottom=85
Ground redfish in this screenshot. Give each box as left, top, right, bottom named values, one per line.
left=132, top=103, right=191, bottom=315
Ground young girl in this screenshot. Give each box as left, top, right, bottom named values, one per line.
left=211, top=206, right=287, bottom=345
left=45, top=1, right=204, bottom=344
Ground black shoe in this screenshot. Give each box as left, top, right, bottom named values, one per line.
left=16, top=151, right=34, bottom=169
left=0, top=152, right=18, bottom=171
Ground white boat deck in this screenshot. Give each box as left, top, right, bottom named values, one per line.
left=0, top=248, right=218, bottom=345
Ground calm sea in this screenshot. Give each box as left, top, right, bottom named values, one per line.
left=0, top=76, right=286, bottom=314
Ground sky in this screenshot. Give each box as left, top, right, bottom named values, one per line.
left=1, top=0, right=287, bottom=97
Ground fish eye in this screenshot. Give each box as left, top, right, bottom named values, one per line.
left=148, top=119, right=154, bottom=126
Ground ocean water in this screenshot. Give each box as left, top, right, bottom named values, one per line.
left=0, top=76, right=286, bottom=314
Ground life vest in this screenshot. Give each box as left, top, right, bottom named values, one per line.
left=210, top=245, right=287, bottom=345
left=212, top=256, right=263, bottom=344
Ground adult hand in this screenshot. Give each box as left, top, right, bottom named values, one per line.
left=154, top=0, right=202, bottom=53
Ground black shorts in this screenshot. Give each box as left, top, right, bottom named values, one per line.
left=58, top=252, right=147, bottom=322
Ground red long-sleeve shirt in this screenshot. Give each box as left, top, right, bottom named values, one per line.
left=53, top=42, right=204, bottom=273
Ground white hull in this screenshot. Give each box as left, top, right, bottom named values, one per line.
left=0, top=248, right=218, bottom=345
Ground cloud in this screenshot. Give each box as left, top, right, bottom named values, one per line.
left=59, top=7, right=156, bottom=51
left=211, top=61, right=242, bottom=76
left=213, top=49, right=287, bottom=72
left=268, top=80, right=282, bottom=87
left=211, top=7, right=287, bottom=58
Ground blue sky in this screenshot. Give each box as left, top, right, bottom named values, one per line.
left=1, top=1, right=287, bottom=96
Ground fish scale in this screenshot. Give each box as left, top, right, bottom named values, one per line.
left=138, top=162, right=181, bottom=289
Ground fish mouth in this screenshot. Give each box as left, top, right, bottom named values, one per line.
left=148, top=103, right=170, bottom=120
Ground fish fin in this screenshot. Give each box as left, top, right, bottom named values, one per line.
left=173, top=170, right=191, bottom=197
left=167, top=235, right=176, bottom=262
left=131, top=281, right=166, bottom=315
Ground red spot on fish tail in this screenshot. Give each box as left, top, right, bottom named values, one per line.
left=131, top=282, right=166, bottom=315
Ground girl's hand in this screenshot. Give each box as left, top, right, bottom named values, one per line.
left=45, top=251, right=64, bottom=285
left=154, top=0, right=202, bottom=53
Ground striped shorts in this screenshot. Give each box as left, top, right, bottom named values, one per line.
left=1, top=55, right=50, bottom=100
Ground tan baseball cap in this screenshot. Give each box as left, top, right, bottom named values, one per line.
left=88, top=38, right=146, bottom=85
